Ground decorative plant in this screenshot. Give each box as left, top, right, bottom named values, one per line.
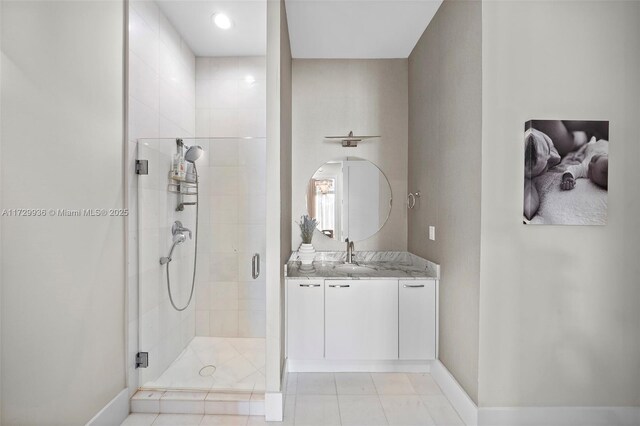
left=298, top=215, right=318, bottom=244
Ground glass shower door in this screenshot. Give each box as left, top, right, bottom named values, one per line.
left=137, top=138, right=199, bottom=389
left=137, top=137, right=266, bottom=392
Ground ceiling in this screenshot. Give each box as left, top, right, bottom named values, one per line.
left=157, top=1, right=266, bottom=57
left=156, top=0, right=442, bottom=59
left=285, top=0, right=443, bottom=58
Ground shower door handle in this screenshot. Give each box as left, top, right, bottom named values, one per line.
left=252, top=253, right=260, bottom=279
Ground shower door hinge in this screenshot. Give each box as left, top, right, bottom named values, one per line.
left=135, top=352, right=149, bottom=369
left=135, top=160, right=149, bottom=175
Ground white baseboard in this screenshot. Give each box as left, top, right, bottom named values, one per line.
left=86, top=388, right=130, bottom=426
left=288, top=359, right=431, bottom=373
left=478, top=406, right=640, bottom=426
left=265, top=392, right=284, bottom=422
left=431, top=360, right=478, bottom=426
left=264, top=359, right=286, bottom=421
left=430, top=360, right=640, bottom=426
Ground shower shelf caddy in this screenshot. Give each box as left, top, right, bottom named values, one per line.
left=167, top=173, right=198, bottom=195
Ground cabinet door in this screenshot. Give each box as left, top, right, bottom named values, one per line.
left=325, top=280, right=398, bottom=360
left=287, top=280, right=325, bottom=359
left=399, top=280, right=436, bottom=360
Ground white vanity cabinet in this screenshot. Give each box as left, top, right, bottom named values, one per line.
left=286, top=276, right=439, bottom=368
left=399, top=280, right=437, bottom=360
left=286, top=279, right=325, bottom=359
left=325, top=280, right=398, bottom=360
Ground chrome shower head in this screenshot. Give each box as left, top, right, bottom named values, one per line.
left=184, top=145, right=204, bottom=163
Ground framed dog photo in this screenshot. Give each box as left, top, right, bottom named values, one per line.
left=523, top=119, right=609, bottom=225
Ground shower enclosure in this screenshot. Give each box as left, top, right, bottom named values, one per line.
left=137, top=137, right=266, bottom=392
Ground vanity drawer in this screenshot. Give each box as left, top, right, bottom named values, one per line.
left=325, top=280, right=398, bottom=360
left=287, top=280, right=325, bottom=359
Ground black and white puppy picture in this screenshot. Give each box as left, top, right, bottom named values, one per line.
left=524, top=120, right=609, bottom=225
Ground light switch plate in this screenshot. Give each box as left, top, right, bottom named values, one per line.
left=429, top=226, right=436, bottom=241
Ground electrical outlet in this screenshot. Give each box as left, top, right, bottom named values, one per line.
left=429, top=226, right=436, bottom=241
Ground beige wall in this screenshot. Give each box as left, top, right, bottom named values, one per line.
left=279, top=0, right=293, bottom=379
left=265, top=0, right=292, bottom=395
left=1, top=1, right=125, bottom=424
left=480, top=0, right=640, bottom=407
left=408, top=0, right=482, bottom=403
left=0, top=1, right=3, bottom=420
left=291, top=59, right=408, bottom=251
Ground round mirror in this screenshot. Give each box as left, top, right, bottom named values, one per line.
left=306, top=157, right=392, bottom=242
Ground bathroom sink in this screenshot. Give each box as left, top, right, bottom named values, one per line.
left=334, top=263, right=375, bottom=273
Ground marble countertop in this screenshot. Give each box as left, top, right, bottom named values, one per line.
left=285, top=251, right=440, bottom=280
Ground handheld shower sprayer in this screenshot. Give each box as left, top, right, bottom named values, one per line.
left=159, top=231, right=187, bottom=265
left=161, top=141, right=203, bottom=312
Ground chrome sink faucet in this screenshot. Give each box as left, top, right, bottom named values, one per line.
left=345, top=238, right=355, bottom=264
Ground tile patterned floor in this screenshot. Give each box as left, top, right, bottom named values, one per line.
left=123, top=372, right=464, bottom=425
left=141, top=337, right=266, bottom=392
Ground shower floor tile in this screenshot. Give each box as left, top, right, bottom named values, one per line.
left=142, top=337, right=266, bottom=392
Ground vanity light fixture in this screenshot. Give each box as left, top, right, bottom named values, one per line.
left=212, top=13, right=232, bottom=29
left=325, top=130, right=380, bottom=148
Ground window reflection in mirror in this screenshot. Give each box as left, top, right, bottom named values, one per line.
left=306, top=157, right=392, bottom=242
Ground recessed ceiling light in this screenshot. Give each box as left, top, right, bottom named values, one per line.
left=245, top=75, right=256, bottom=85
left=212, top=13, right=232, bottom=30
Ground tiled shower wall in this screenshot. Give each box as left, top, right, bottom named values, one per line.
left=194, top=57, right=267, bottom=338
left=127, top=0, right=196, bottom=392
left=195, top=57, right=266, bottom=138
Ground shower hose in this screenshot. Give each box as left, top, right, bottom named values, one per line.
left=165, top=163, right=198, bottom=312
